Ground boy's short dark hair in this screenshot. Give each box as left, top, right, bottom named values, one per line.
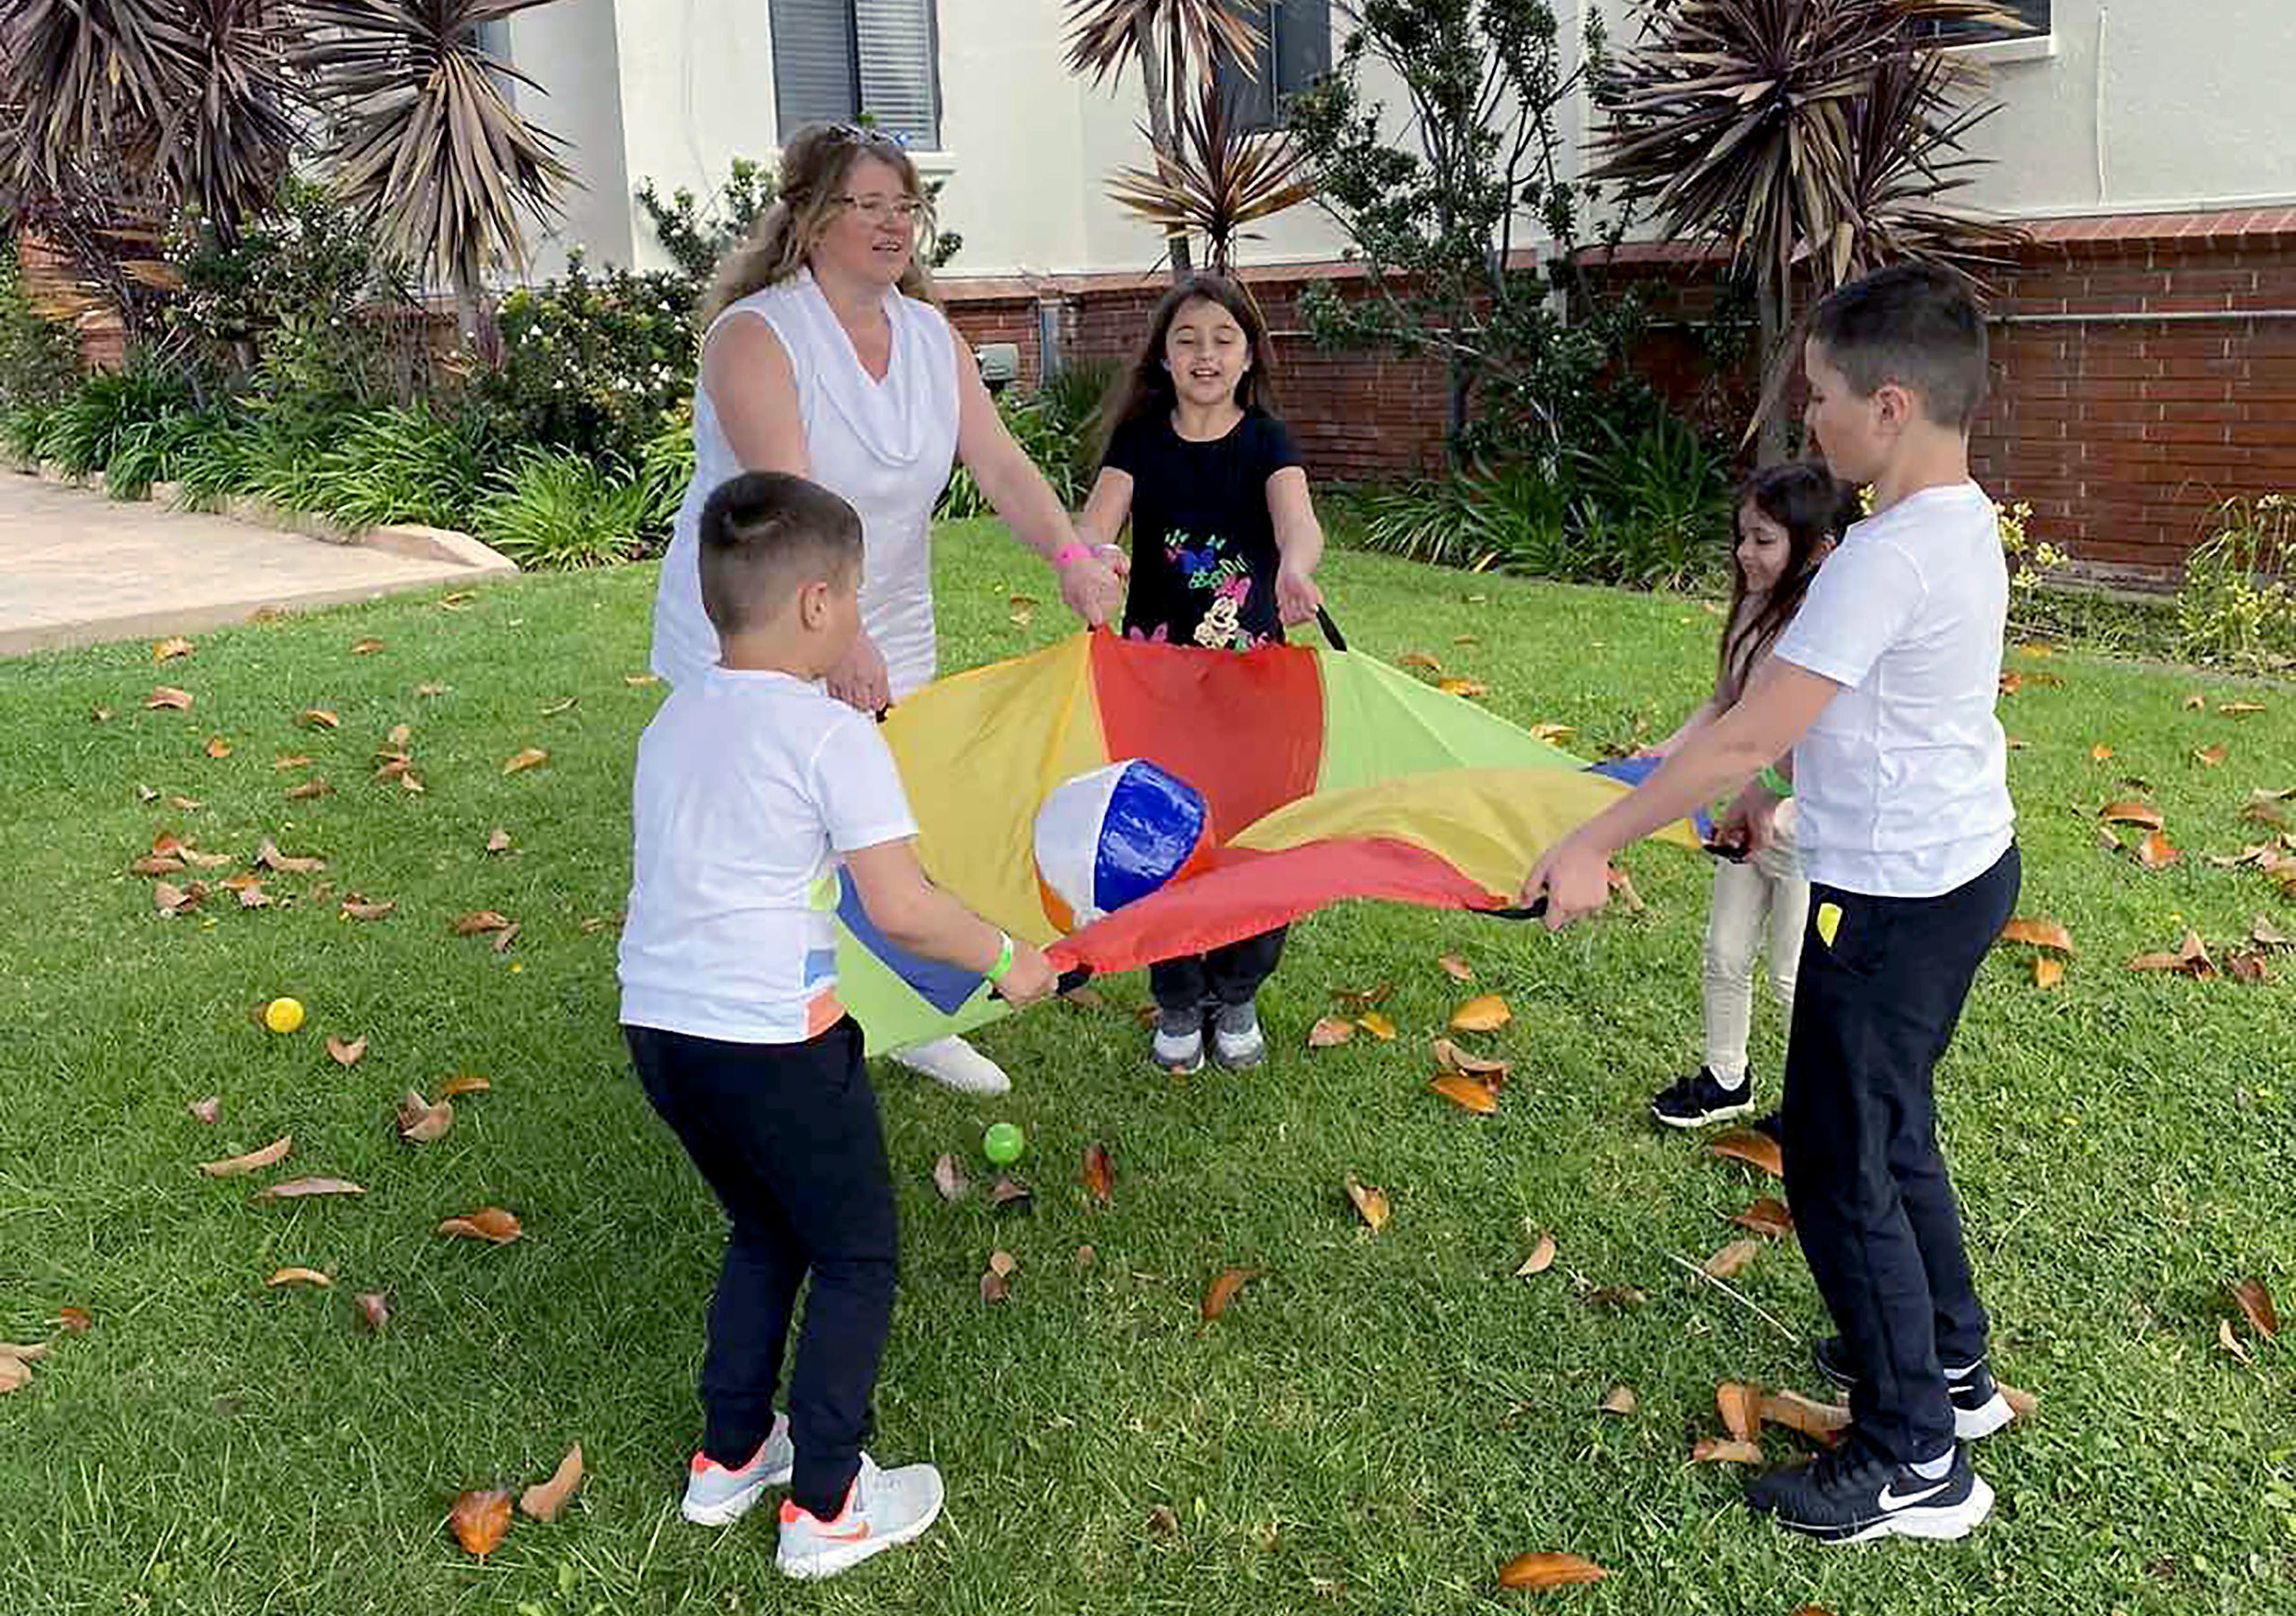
left=698, top=472, right=863, bottom=635
left=1810, top=264, right=1990, bottom=431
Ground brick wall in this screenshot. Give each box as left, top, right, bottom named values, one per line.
left=942, top=208, right=2296, bottom=587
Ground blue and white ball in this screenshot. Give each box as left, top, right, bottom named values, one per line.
left=1033, top=760, right=1210, bottom=933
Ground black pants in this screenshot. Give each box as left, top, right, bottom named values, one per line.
left=1781, top=845, right=2019, bottom=1464
left=1151, top=925, right=1288, bottom=1012
left=625, top=1019, right=896, bottom=1519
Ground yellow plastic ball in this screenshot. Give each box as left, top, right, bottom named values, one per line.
left=263, top=996, right=305, bottom=1035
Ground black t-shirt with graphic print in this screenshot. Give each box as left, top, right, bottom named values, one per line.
left=1105, top=408, right=1302, bottom=652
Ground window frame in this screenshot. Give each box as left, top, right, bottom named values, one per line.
left=1213, top=0, right=1332, bottom=135
left=768, top=0, right=946, bottom=153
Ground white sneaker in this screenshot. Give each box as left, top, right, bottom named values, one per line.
left=775, top=1453, right=945, bottom=1580
left=891, top=1034, right=1011, bottom=1097
left=1209, top=1001, right=1266, bottom=1070
left=680, top=1412, right=795, bottom=1525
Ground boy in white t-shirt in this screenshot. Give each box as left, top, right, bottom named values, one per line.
left=1523, top=265, right=2019, bottom=1545
left=619, top=471, right=1055, bottom=1580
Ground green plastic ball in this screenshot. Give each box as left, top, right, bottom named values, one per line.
left=982, top=1122, right=1026, bottom=1167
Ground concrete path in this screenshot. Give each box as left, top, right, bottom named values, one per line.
left=0, top=472, right=516, bottom=656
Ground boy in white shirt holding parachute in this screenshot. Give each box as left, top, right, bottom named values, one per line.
left=1524, top=264, right=2020, bottom=1545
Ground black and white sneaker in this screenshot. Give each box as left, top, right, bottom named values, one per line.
left=1649, top=1066, right=1757, bottom=1129
left=1208, top=1000, right=1266, bottom=1070
left=1812, top=1338, right=2016, bottom=1441
left=1150, top=1005, right=1205, bottom=1074
left=1745, top=1438, right=1994, bottom=1544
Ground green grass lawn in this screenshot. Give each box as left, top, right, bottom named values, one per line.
left=3, top=521, right=2293, bottom=1616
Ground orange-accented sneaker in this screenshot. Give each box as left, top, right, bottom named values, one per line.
left=679, top=1413, right=794, bottom=1525
left=774, top=1453, right=945, bottom=1579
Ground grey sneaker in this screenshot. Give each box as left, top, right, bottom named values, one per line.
left=1209, top=1000, right=1266, bottom=1069
left=681, top=1412, right=795, bottom=1525
left=776, top=1453, right=945, bottom=1579
left=1151, top=1005, right=1205, bottom=1073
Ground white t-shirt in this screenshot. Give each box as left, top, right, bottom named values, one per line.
left=1773, top=482, right=2015, bottom=898
left=618, top=667, right=918, bottom=1044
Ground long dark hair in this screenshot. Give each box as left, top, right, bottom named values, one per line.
left=1096, top=273, right=1279, bottom=460
left=1718, top=463, right=1859, bottom=698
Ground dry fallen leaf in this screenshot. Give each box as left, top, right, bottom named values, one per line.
left=1598, top=1386, right=1637, bottom=1416
left=439, top=1074, right=491, bottom=1099
left=1516, top=1229, right=1557, bottom=1277
left=1703, top=1239, right=1761, bottom=1281
left=153, top=636, right=195, bottom=663
left=2183, top=691, right=2208, bottom=710
left=0, top=1357, right=28, bottom=1394
left=417, top=682, right=452, bottom=698
left=2136, top=828, right=2181, bottom=870
left=299, top=708, right=339, bottom=730
left=188, top=1095, right=221, bottom=1125
left=1074, top=1244, right=1096, bottom=1271
left=490, top=923, right=519, bottom=953
left=286, top=778, right=332, bottom=801
left=133, top=853, right=187, bottom=876
left=0, top=1342, right=48, bottom=1362
left=252, top=1177, right=364, bottom=1202
left=622, top=673, right=658, bottom=688
left=255, top=838, right=326, bottom=874
left=1331, top=983, right=1394, bottom=1013
left=1717, top=1382, right=1761, bottom=1442
left=326, top=1035, right=367, bottom=1067
left=2100, top=799, right=2165, bottom=830
left=2232, top=1277, right=2280, bottom=1340
left=1732, top=1197, right=1794, bottom=1238
left=1760, top=1389, right=1851, bottom=1447
left=437, top=1207, right=521, bottom=1244
left=2221, top=701, right=2266, bottom=717
left=1996, top=670, right=2022, bottom=697
left=152, top=880, right=205, bottom=917
left=486, top=828, right=512, bottom=855
left=1438, top=951, right=1474, bottom=983
left=355, top=1292, right=391, bottom=1333
left=1431, top=1038, right=1509, bottom=1082
left=453, top=910, right=515, bottom=937
left=1529, top=723, right=1575, bottom=746
left=339, top=897, right=396, bottom=921
left=265, top=1267, right=331, bottom=1289
left=1355, top=1011, right=1397, bottom=1041
left=147, top=686, right=193, bottom=710
left=932, top=1152, right=970, bottom=1203
left=988, top=1176, right=1033, bottom=1211
left=2000, top=917, right=2074, bottom=952
left=1708, top=1129, right=1784, bottom=1179
left=203, top=735, right=232, bottom=759
left=1431, top=1072, right=1500, bottom=1115
left=1397, top=650, right=1443, bottom=673
left=273, top=752, right=312, bottom=769
left=92, top=705, right=113, bottom=724
left=1344, top=1175, right=1389, bottom=1233
left=519, top=1445, right=584, bottom=1523
left=350, top=638, right=385, bottom=656
left=1201, top=1267, right=1259, bottom=1321
left=1307, top=1016, right=1356, bottom=1048
left=2090, top=743, right=2113, bottom=762
left=1691, top=1437, right=1767, bottom=1465
left=2033, top=955, right=2066, bottom=989
left=56, top=1307, right=92, bottom=1334
left=2256, top=917, right=2294, bottom=949
left=2219, top=1317, right=2255, bottom=1366
left=1082, top=1142, right=1115, bottom=1207
left=539, top=697, right=578, bottom=717
left=2196, top=744, right=2229, bottom=768
left=1439, top=677, right=1490, bottom=699
left=200, top=1135, right=291, bottom=1178
left=2227, top=950, right=2273, bottom=984
left=1448, top=994, right=1512, bottom=1033
left=1497, top=1551, right=1607, bottom=1591
left=396, top=1090, right=454, bottom=1144
left=502, top=747, right=550, bottom=775
left=448, top=1490, right=512, bottom=1558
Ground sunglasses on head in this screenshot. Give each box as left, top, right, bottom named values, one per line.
left=822, top=121, right=909, bottom=152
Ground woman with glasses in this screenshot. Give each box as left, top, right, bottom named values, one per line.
left=648, top=121, right=1126, bottom=1098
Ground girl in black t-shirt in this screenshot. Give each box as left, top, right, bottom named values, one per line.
left=1073, top=273, right=1330, bottom=1074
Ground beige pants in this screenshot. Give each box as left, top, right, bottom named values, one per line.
left=1701, top=799, right=1807, bottom=1085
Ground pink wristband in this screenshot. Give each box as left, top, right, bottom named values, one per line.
left=1052, top=543, right=1092, bottom=567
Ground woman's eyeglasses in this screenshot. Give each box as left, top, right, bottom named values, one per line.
left=839, top=195, right=924, bottom=225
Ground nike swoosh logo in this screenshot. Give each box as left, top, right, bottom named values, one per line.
left=818, top=1522, right=872, bottom=1542
left=1877, top=1480, right=1952, bottom=1510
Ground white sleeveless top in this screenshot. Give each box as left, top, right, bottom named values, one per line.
left=650, top=269, right=961, bottom=699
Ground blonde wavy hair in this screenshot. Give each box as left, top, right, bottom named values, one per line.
left=703, top=123, right=941, bottom=321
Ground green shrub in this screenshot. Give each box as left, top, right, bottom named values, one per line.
left=302, top=405, right=494, bottom=530
left=169, top=414, right=263, bottom=508
left=33, top=364, right=197, bottom=479
left=1564, top=413, right=1734, bottom=590
left=936, top=368, right=1117, bottom=519
left=0, top=239, right=83, bottom=412
left=481, top=251, right=698, bottom=465
left=474, top=449, right=651, bottom=570
left=103, top=410, right=227, bottom=500
left=2176, top=494, right=2296, bottom=671
left=636, top=405, right=696, bottom=535
left=3, top=404, right=53, bottom=463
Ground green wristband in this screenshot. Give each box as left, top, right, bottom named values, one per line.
left=1760, top=764, right=1794, bottom=799
left=985, top=932, right=1015, bottom=983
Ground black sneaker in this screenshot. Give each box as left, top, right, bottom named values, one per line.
left=1649, top=1067, right=1756, bottom=1129
left=1812, top=1338, right=2016, bottom=1441
left=1745, top=1438, right=1994, bottom=1544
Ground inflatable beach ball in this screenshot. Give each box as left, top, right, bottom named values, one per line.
left=1033, top=760, right=1211, bottom=933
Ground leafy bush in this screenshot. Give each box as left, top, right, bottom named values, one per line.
left=0, top=239, right=83, bottom=411
left=169, top=414, right=265, bottom=508
left=103, top=410, right=228, bottom=500
left=2176, top=494, right=2296, bottom=670
left=637, top=405, right=697, bottom=535
left=1566, top=413, right=1734, bottom=588
left=481, top=251, right=696, bottom=465
left=295, top=405, right=495, bottom=530
left=936, top=363, right=1120, bottom=519
left=473, top=449, right=652, bottom=570
left=33, top=364, right=197, bottom=478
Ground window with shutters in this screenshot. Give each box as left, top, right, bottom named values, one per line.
left=1214, top=0, right=1331, bottom=133
left=769, top=0, right=943, bottom=150
left=1916, top=0, right=2048, bottom=46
